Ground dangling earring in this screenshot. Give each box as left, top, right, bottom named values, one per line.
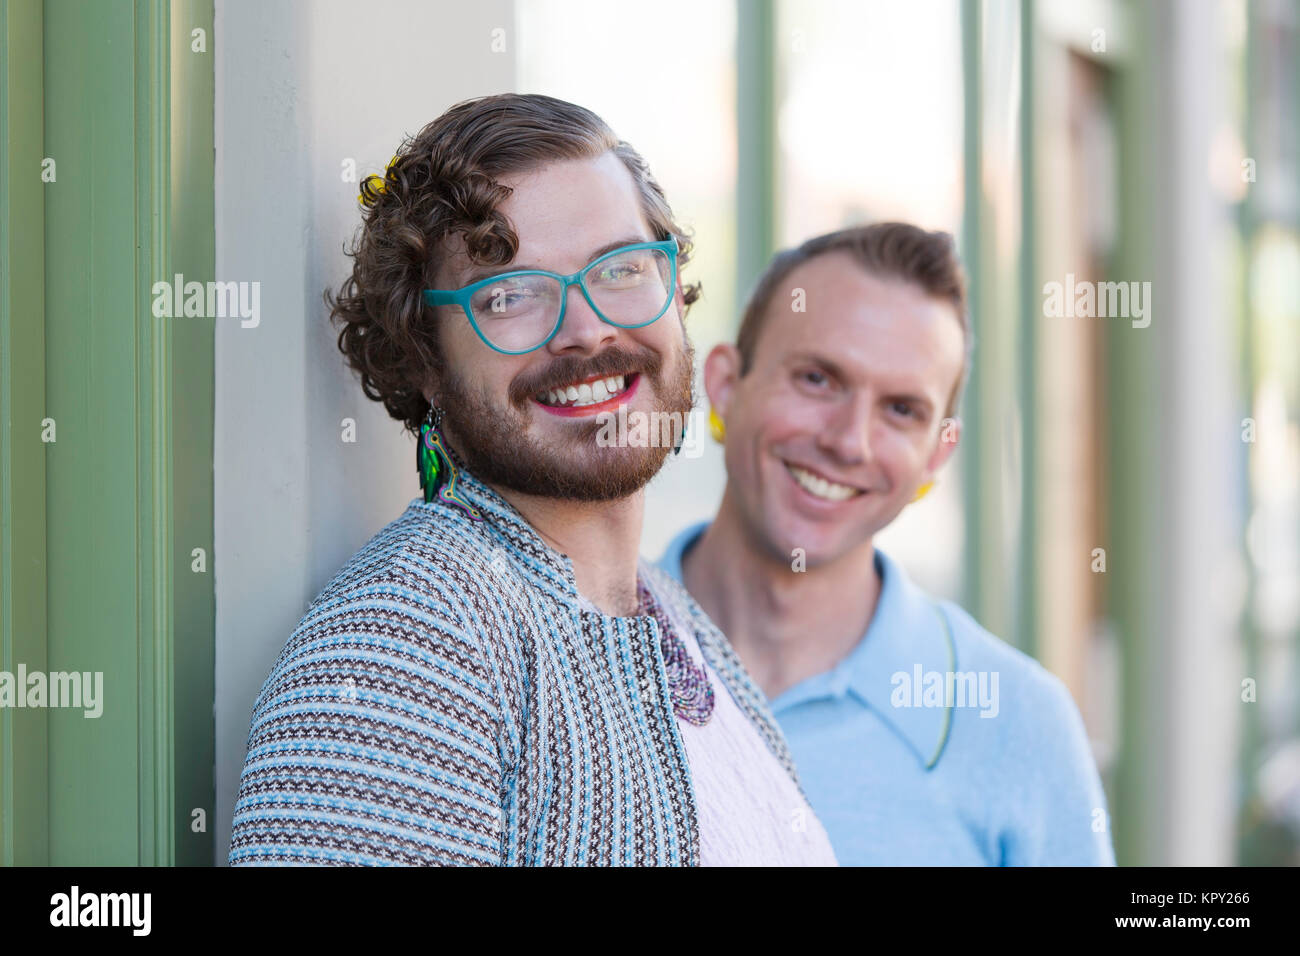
left=708, top=407, right=726, bottom=444
left=911, top=480, right=934, bottom=503
left=417, top=403, right=482, bottom=522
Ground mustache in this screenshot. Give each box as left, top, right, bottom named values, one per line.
left=510, top=346, right=663, bottom=402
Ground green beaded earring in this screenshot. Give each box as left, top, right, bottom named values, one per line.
left=417, top=404, right=482, bottom=521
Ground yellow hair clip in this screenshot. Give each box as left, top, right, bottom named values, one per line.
left=360, top=154, right=400, bottom=205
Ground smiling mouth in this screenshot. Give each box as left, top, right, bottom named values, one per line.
left=534, top=372, right=637, bottom=410
left=784, top=461, right=866, bottom=502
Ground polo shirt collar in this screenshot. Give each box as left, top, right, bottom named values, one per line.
left=664, top=522, right=955, bottom=771
left=819, top=547, right=956, bottom=771
left=658, top=519, right=706, bottom=585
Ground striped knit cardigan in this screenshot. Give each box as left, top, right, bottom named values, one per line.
left=228, top=453, right=809, bottom=866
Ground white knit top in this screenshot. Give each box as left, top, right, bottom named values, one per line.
left=577, top=579, right=839, bottom=867
left=658, top=592, right=839, bottom=867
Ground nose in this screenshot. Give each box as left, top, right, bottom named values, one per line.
left=817, top=391, right=874, bottom=466
left=544, top=280, right=618, bottom=356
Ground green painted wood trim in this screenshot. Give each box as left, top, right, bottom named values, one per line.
left=0, top=0, right=50, bottom=867
left=1291, top=0, right=1300, bottom=741
left=159, top=0, right=215, bottom=866
left=1106, top=0, right=1159, bottom=867
left=736, top=0, right=777, bottom=301
left=44, top=0, right=136, bottom=865
left=959, top=0, right=985, bottom=619
left=139, top=0, right=170, bottom=869
left=34, top=0, right=213, bottom=865
left=1235, top=0, right=1262, bottom=845
left=130, top=0, right=216, bottom=866
left=1016, top=0, right=1038, bottom=660
left=1292, top=0, right=1300, bottom=741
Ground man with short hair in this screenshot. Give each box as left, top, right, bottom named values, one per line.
left=658, top=223, right=1115, bottom=865
left=228, top=93, right=837, bottom=867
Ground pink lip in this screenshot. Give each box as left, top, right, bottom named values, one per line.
left=533, top=372, right=641, bottom=417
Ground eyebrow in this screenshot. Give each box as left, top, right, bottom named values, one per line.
left=458, top=235, right=654, bottom=287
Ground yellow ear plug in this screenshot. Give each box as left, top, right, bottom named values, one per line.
left=911, top=481, right=934, bottom=503
left=708, top=407, right=726, bottom=444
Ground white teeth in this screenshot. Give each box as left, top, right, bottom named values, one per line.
left=537, top=374, right=632, bottom=407
left=788, top=464, right=860, bottom=502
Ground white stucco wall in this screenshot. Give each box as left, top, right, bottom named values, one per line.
left=213, top=0, right=515, bottom=864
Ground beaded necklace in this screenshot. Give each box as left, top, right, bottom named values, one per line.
left=637, top=579, right=715, bottom=726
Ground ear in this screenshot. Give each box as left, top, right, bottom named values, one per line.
left=703, top=343, right=742, bottom=419
left=920, top=415, right=961, bottom=481
left=421, top=375, right=442, bottom=409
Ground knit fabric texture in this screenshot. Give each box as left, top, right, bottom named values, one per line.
left=228, top=451, right=814, bottom=866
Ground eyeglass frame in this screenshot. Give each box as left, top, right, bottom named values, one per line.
left=422, top=235, right=681, bottom=355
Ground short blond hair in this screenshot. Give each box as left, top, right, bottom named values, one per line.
left=736, top=222, right=971, bottom=420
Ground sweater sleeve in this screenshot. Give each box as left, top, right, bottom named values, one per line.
left=227, top=572, right=507, bottom=866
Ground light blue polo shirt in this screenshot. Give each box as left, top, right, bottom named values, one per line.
left=658, top=520, right=1117, bottom=866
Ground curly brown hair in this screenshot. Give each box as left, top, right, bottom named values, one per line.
left=326, top=93, right=702, bottom=437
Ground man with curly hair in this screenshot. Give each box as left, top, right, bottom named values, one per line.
left=228, top=93, right=837, bottom=866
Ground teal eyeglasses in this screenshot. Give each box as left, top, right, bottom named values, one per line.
left=423, top=236, right=679, bottom=355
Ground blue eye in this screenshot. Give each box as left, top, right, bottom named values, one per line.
left=800, top=369, right=828, bottom=386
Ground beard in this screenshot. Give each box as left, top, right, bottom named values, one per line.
left=434, top=327, right=696, bottom=502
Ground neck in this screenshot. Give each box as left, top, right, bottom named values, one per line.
left=681, top=488, right=881, bottom=700
left=491, top=482, right=645, bottom=617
